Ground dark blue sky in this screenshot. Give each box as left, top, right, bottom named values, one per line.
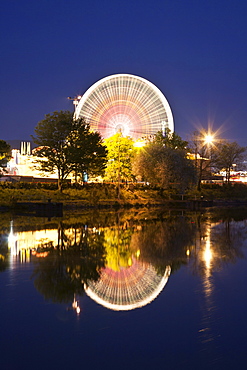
left=1, top=0, right=247, bottom=145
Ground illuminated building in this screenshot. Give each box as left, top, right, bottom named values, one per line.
left=74, top=74, right=174, bottom=139
left=3, top=141, right=58, bottom=180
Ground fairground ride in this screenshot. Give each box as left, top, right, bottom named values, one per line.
left=73, top=74, right=174, bottom=139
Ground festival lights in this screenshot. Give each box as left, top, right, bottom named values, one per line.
left=74, top=74, right=174, bottom=139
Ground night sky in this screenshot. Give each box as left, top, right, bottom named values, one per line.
left=1, top=0, right=247, bottom=145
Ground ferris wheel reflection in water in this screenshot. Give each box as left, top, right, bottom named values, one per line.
left=6, top=212, right=246, bottom=316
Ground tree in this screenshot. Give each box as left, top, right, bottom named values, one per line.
left=189, top=131, right=212, bottom=191
left=66, top=119, right=107, bottom=182
left=154, top=129, right=188, bottom=150
left=212, top=141, right=246, bottom=184
left=32, top=111, right=107, bottom=191
left=104, top=132, right=134, bottom=182
left=32, top=111, right=74, bottom=191
left=0, top=140, right=11, bottom=175
left=132, top=143, right=196, bottom=192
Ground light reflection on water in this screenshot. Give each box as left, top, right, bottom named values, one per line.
left=1, top=209, right=247, bottom=369
left=199, top=222, right=216, bottom=344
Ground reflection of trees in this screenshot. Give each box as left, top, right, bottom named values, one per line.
left=0, top=236, right=9, bottom=272
left=185, top=210, right=247, bottom=349
left=211, top=221, right=246, bottom=266
left=209, top=207, right=247, bottom=223
left=104, top=227, right=136, bottom=270
left=32, top=225, right=106, bottom=303
left=190, top=212, right=247, bottom=276
left=130, top=216, right=197, bottom=274
left=4, top=207, right=247, bottom=308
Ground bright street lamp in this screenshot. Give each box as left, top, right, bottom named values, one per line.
left=204, top=133, right=214, bottom=146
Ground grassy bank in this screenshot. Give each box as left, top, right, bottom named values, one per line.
left=1, top=182, right=247, bottom=209
left=0, top=182, right=166, bottom=209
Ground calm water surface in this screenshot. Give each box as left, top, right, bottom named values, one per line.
left=1, top=208, right=247, bottom=370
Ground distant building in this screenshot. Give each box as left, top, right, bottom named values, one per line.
left=3, top=141, right=57, bottom=181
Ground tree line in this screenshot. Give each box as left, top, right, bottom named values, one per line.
left=0, top=110, right=246, bottom=193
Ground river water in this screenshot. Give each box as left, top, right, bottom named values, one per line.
left=1, top=207, right=247, bottom=370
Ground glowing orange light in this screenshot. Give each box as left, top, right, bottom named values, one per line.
left=204, top=134, right=214, bottom=145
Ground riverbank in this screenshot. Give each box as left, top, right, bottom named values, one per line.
left=1, top=182, right=247, bottom=212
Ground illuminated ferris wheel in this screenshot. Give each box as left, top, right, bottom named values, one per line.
left=74, top=74, right=174, bottom=139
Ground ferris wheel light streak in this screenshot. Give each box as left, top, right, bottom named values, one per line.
left=85, top=262, right=171, bottom=311
left=74, top=74, right=174, bottom=139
